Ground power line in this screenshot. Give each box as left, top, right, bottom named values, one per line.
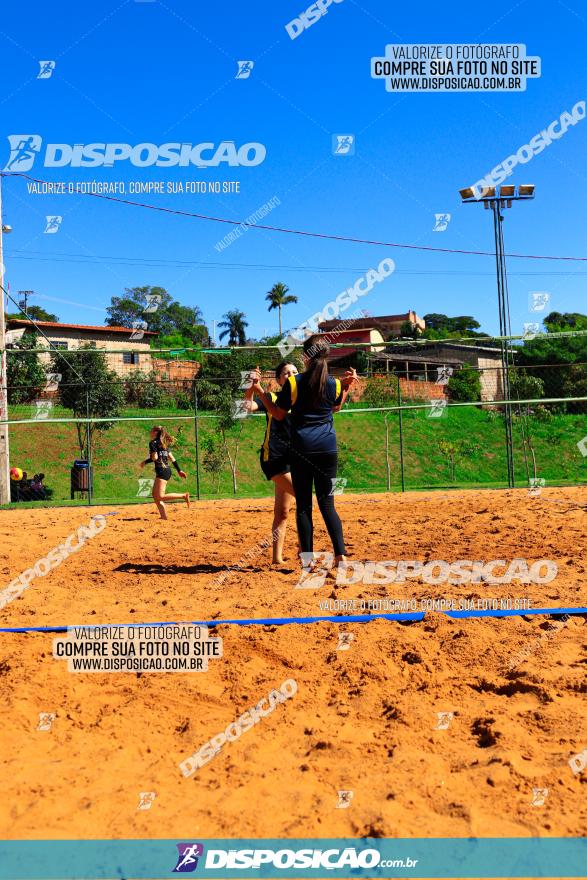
left=3, top=171, right=587, bottom=263
left=5, top=249, right=587, bottom=276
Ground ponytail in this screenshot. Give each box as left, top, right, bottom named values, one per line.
left=153, top=426, right=175, bottom=449
left=303, top=335, right=330, bottom=406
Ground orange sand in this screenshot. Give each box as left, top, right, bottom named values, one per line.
left=0, top=487, right=585, bottom=844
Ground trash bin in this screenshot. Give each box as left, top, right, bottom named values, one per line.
left=71, top=460, right=93, bottom=498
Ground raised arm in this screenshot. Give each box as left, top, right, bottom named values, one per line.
left=250, top=376, right=288, bottom=421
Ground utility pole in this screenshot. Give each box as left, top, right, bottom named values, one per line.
left=0, top=178, right=11, bottom=505
left=18, top=290, right=35, bottom=312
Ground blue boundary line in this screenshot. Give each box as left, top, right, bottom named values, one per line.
left=0, top=606, right=585, bottom=634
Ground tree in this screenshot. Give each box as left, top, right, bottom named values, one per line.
left=218, top=310, right=249, bottom=346
left=201, top=436, right=224, bottom=492
left=544, top=312, right=587, bottom=331
left=398, top=320, right=421, bottom=339
left=509, top=370, right=545, bottom=411
left=106, top=286, right=206, bottom=342
left=517, top=312, right=587, bottom=404
left=438, top=439, right=479, bottom=483
left=7, top=305, right=59, bottom=322
left=6, top=331, right=47, bottom=404
left=362, top=375, right=399, bottom=407
left=216, top=388, right=246, bottom=493
left=447, top=365, right=481, bottom=402
left=265, top=282, right=298, bottom=336
left=50, top=345, right=124, bottom=458
left=422, top=314, right=484, bottom=338
left=155, top=329, right=209, bottom=358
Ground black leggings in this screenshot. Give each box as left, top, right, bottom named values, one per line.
left=290, top=450, right=346, bottom=557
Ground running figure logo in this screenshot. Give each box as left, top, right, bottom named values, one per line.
left=4, top=135, right=42, bottom=172
left=336, top=790, right=354, bottom=808
left=37, top=61, right=56, bottom=79
left=44, top=216, right=62, bottom=234
left=433, top=213, right=451, bottom=232
left=173, top=843, right=204, bottom=873
left=236, top=61, right=254, bottom=79
left=36, top=712, right=56, bottom=731
left=296, top=552, right=333, bottom=589
left=434, top=712, right=454, bottom=730
left=427, top=399, right=447, bottom=418
left=531, top=788, right=549, bottom=807
left=130, top=320, right=148, bottom=341
left=137, top=791, right=156, bottom=810
left=528, top=291, right=550, bottom=312
left=332, top=134, right=355, bottom=156
left=435, top=366, right=453, bottom=385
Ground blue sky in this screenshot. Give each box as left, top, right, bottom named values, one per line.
left=1, top=0, right=586, bottom=341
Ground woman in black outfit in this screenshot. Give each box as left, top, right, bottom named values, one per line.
left=139, top=425, right=189, bottom=520
left=250, top=336, right=357, bottom=565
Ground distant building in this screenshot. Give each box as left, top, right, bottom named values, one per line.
left=318, top=310, right=425, bottom=339
left=6, top=319, right=157, bottom=376
left=366, top=341, right=506, bottom=403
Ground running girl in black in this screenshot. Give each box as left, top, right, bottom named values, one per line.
left=244, top=362, right=297, bottom=565
left=250, top=337, right=357, bottom=565
left=139, top=425, right=190, bottom=520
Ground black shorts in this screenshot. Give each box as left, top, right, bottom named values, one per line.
left=259, top=452, right=290, bottom=481
left=155, top=466, right=172, bottom=482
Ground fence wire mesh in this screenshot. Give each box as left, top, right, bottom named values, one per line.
left=2, top=335, right=586, bottom=505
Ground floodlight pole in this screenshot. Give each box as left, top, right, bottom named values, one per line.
left=0, top=178, right=11, bottom=505
left=460, top=186, right=534, bottom=489
left=490, top=199, right=516, bottom=488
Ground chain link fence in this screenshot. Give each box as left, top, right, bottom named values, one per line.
left=2, top=336, right=586, bottom=505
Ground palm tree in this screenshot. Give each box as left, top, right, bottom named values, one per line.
left=218, top=309, right=249, bottom=346
left=265, top=282, right=298, bottom=336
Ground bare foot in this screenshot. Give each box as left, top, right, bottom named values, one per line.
left=184, top=493, right=191, bottom=508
